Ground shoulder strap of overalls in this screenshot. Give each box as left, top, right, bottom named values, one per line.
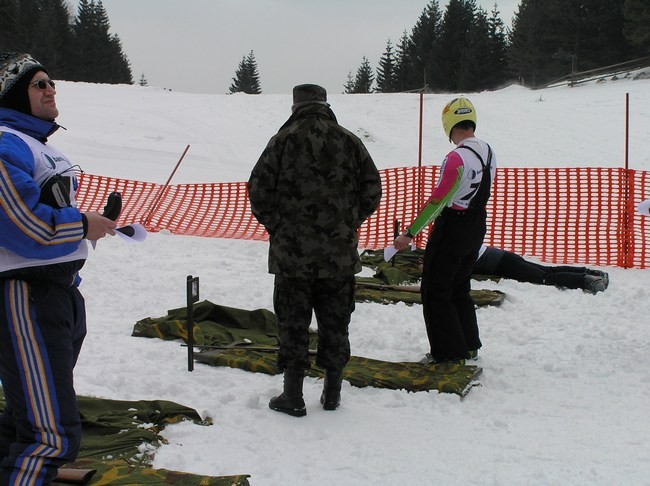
left=457, top=144, right=493, bottom=209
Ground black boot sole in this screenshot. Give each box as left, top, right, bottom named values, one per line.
left=269, top=396, right=306, bottom=417
left=269, top=403, right=307, bottom=417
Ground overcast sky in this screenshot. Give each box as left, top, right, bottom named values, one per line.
left=74, top=0, right=520, bottom=95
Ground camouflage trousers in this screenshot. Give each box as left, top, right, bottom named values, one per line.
left=273, top=275, right=355, bottom=372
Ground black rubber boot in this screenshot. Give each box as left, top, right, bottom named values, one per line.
left=320, top=369, right=343, bottom=411
left=269, top=368, right=306, bottom=417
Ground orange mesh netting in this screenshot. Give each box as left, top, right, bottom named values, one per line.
left=76, top=167, right=650, bottom=269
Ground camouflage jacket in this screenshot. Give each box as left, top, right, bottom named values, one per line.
left=248, top=103, right=382, bottom=278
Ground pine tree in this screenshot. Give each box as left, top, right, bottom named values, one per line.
left=245, top=51, right=262, bottom=94
left=508, top=0, right=634, bottom=88
left=71, top=0, right=102, bottom=81
left=624, top=0, right=650, bottom=55
left=0, top=0, right=131, bottom=84
left=351, top=56, right=374, bottom=93
left=376, top=40, right=398, bottom=93
left=455, top=5, right=508, bottom=91
left=436, top=0, right=477, bottom=92
left=31, top=0, right=74, bottom=78
left=229, top=50, right=262, bottom=94
left=577, top=0, right=634, bottom=68
left=15, top=0, right=40, bottom=51
left=229, top=55, right=247, bottom=93
left=394, top=31, right=416, bottom=91
left=343, top=71, right=355, bottom=94
left=0, top=0, right=23, bottom=51
left=71, top=0, right=132, bottom=83
left=458, top=7, right=491, bottom=91
left=508, top=0, right=554, bottom=86
left=139, top=73, right=148, bottom=86
left=106, top=35, right=133, bottom=84
left=409, top=0, right=443, bottom=90
left=550, top=0, right=631, bottom=76
left=485, top=3, right=509, bottom=88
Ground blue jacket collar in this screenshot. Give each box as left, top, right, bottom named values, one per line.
left=0, top=108, right=60, bottom=142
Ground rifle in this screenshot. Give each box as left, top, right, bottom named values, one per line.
left=355, top=281, right=421, bottom=293
left=54, top=467, right=97, bottom=484
left=182, top=344, right=317, bottom=355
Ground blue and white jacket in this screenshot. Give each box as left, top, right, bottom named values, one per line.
left=0, top=108, right=87, bottom=275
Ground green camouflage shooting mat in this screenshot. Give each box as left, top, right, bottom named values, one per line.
left=356, top=249, right=505, bottom=306
left=195, top=349, right=482, bottom=397
left=134, top=300, right=482, bottom=398
left=0, top=388, right=250, bottom=485
left=133, top=300, right=282, bottom=348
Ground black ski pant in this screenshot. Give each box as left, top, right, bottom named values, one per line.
left=421, top=207, right=485, bottom=361
left=0, top=270, right=86, bottom=485
left=497, top=251, right=589, bottom=289
left=273, top=275, right=355, bottom=372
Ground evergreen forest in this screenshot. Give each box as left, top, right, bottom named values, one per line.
left=348, top=0, right=650, bottom=93
left=1, top=0, right=648, bottom=94
left=0, top=0, right=132, bottom=85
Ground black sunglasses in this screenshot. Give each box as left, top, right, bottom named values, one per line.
left=30, top=79, right=56, bottom=90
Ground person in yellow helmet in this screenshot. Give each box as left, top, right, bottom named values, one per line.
left=393, top=97, right=496, bottom=364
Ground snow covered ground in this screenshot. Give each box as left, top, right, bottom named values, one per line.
left=48, top=72, right=650, bottom=484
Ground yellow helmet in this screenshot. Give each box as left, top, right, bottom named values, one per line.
left=441, top=97, right=477, bottom=140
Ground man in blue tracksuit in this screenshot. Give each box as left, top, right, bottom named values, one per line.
left=0, top=52, right=116, bottom=485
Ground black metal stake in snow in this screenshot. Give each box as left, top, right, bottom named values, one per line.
left=392, top=220, right=400, bottom=267
left=186, top=275, right=200, bottom=371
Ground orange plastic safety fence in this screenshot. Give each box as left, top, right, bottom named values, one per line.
left=485, top=167, right=634, bottom=267
left=77, top=168, right=650, bottom=269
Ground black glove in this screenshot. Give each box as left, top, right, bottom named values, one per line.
left=104, top=192, right=136, bottom=236
left=103, top=192, right=122, bottom=221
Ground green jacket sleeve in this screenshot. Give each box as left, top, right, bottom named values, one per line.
left=406, top=165, right=463, bottom=237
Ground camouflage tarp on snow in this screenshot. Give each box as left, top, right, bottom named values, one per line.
left=133, top=301, right=288, bottom=348
left=356, top=249, right=505, bottom=306
left=0, top=388, right=250, bottom=485
left=134, top=301, right=482, bottom=397
left=57, top=459, right=250, bottom=486
left=194, top=349, right=482, bottom=397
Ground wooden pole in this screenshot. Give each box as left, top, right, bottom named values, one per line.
left=143, top=144, right=191, bottom=225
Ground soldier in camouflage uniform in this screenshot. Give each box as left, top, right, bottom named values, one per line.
left=248, top=84, right=382, bottom=417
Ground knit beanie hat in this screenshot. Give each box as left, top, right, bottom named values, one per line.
left=0, top=52, right=48, bottom=115
left=293, top=84, right=327, bottom=104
